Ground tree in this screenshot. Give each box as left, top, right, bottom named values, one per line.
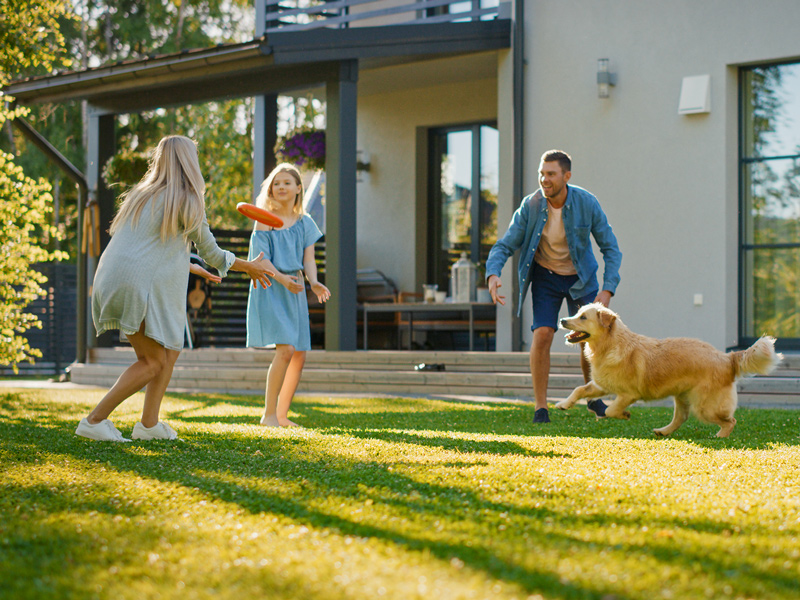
left=0, top=146, right=68, bottom=370
left=0, top=0, right=72, bottom=370
left=103, top=99, right=256, bottom=229
left=69, top=0, right=256, bottom=228
left=5, top=1, right=256, bottom=251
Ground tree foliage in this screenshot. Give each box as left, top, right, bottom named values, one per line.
left=67, top=0, right=257, bottom=228
left=70, top=0, right=254, bottom=62
left=0, top=147, right=68, bottom=369
left=0, top=1, right=323, bottom=367
left=0, top=0, right=73, bottom=370
left=103, top=98, right=255, bottom=229
left=102, top=145, right=151, bottom=192
left=4, top=0, right=256, bottom=254
left=0, top=0, right=73, bottom=84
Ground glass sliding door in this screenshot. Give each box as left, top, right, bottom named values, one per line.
left=741, top=62, right=800, bottom=346
left=429, top=123, right=498, bottom=294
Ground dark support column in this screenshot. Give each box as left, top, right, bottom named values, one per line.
left=414, top=127, right=429, bottom=295
left=324, top=60, right=359, bottom=351
left=86, top=108, right=116, bottom=348
left=253, top=94, right=278, bottom=201
left=511, top=0, right=525, bottom=351
left=470, top=124, right=482, bottom=263
left=255, top=0, right=266, bottom=36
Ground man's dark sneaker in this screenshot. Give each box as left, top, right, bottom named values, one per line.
left=587, top=399, right=607, bottom=419
left=533, top=408, right=551, bottom=423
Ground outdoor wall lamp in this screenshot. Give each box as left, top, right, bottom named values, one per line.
left=356, top=150, right=371, bottom=182
left=597, top=58, right=616, bottom=98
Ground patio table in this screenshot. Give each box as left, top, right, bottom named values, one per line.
left=361, top=301, right=495, bottom=351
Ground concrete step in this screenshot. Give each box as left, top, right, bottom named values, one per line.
left=88, top=346, right=800, bottom=370
left=69, top=363, right=579, bottom=397
left=86, top=347, right=562, bottom=370
left=69, top=348, right=800, bottom=407
left=737, top=376, right=800, bottom=394
left=73, top=348, right=576, bottom=399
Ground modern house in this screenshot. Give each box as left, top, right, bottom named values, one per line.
left=6, top=0, right=800, bottom=371
left=352, top=0, right=800, bottom=356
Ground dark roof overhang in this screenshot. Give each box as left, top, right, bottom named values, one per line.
left=4, top=20, right=510, bottom=113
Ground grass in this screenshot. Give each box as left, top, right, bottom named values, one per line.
left=0, top=373, right=56, bottom=381
left=1, top=388, right=799, bottom=600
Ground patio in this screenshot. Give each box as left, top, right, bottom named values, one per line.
left=66, top=346, right=800, bottom=409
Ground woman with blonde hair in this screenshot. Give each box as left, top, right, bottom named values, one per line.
left=76, top=135, right=274, bottom=442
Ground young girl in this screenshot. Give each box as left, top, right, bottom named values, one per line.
left=76, top=135, right=274, bottom=442
left=246, top=163, right=330, bottom=427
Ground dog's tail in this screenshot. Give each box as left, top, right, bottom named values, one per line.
left=730, top=336, right=782, bottom=380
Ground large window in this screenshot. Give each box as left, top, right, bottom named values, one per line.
left=428, top=124, right=498, bottom=292
left=741, top=63, right=800, bottom=345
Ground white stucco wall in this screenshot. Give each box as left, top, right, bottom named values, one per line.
left=357, top=67, right=498, bottom=294
left=522, top=0, right=800, bottom=349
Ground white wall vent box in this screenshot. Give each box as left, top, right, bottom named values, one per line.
left=678, top=75, right=711, bottom=114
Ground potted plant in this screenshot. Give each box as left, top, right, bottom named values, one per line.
left=274, top=128, right=326, bottom=171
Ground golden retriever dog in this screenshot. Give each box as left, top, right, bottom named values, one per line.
left=555, top=303, right=782, bottom=438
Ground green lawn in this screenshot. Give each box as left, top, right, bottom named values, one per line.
left=1, top=388, right=798, bottom=600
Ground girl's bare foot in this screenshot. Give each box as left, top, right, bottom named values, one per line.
left=259, top=414, right=281, bottom=427
left=260, top=415, right=301, bottom=428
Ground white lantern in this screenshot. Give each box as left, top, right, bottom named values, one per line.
left=450, top=252, right=477, bottom=303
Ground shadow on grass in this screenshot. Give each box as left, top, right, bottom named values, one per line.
left=288, top=397, right=800, bottom=450
left=0, top=418, right=591, bottom=598
left=165, top=392, right=261, bottom=411
left=2, top=393, right=800, bottom=600
left=3, top=391, right=800, bottom=599
left=338, top=428, right=569, bottom=458
left=0, top=486, right=309, bottom=600
left=0, top=522, right=115, bottom=598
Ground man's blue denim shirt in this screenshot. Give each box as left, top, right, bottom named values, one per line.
left=485, top=185, right=622, bottom=316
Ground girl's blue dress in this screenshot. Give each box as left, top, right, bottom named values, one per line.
left=246, top=214, right=323, bottom=351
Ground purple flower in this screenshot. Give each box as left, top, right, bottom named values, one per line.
left=276, top=129, right=326, bottom=170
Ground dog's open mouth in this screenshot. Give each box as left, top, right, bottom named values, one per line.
left=566, top=330, right=590, bottom=343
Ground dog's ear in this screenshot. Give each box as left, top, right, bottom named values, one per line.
left=598, top=310, right=617, bottom=330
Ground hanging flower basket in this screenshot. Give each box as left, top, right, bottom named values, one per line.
left=275, top=128, right=326, bottom=171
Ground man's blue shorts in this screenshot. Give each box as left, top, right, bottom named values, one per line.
left=530, top=262, right=597, bottom=331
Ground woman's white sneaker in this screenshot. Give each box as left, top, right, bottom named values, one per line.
left=75, top=418, right=132, bottom=442
left=132, top=421, right=179, bottom=441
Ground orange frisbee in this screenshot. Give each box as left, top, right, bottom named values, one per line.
left=236, top=202, right=284, bottom=228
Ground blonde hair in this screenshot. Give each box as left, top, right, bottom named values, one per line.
left=110, top=135, right=206, bottom=242
left=254, top=163, right=305, bottom=218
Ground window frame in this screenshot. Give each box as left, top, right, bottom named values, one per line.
left=427, top=121, right=498, bottom=292
left=738, top=60, right=800, bottom=350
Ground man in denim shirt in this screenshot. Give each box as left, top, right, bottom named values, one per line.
left=486, top=150, right=622, bottom=423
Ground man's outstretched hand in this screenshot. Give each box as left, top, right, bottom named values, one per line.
left=487, top=274, right=505, bottom=306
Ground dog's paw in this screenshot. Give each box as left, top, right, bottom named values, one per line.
left=554, top=400, right=571, bottom=410
left=653, top=428, right=668, bottom=437
left=606, top=409, right=631, bottom=420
